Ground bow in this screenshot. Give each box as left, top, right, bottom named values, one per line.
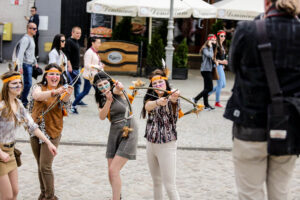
left=37, top=68, right=84, bottom=122
left=128, top=86, right=204, bottom=118
left=128, top=79, right=146, bottom=104
left=94, top=70, right=137, bottom=138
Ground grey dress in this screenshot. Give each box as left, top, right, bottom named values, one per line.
left=106, top=95, right=138, bottom=160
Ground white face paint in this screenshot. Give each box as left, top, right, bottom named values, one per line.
left=97, top=80, right=111, bottom=93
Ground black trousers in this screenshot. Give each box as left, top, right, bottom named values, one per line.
left=194, top=71, right=213, bottom=107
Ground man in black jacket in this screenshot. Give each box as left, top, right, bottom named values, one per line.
left=224, top=0, right=300, bottom=199
left=25, top=6, right=39, bottom=59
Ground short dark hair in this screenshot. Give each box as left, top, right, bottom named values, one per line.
left=88, top=37, right=101, bottom=48
left=31, top=6, right=37, bottom=10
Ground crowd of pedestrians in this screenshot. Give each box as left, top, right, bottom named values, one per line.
left=1, top=0, right=300, bottom=199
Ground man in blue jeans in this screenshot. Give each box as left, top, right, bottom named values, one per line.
left=16, top=22, right=38, bottom=107
left=65, top=26, right=86, bottom=107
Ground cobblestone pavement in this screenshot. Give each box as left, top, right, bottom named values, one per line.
left=0, top=63, right=299, bottom=199
left=15, top=143, right=300, bottom=200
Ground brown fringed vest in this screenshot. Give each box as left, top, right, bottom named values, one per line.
left=31, top=85, right=63, bottom=139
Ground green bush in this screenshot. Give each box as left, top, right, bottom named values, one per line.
left=146, top=33, right=165, bottom=68
left=211, top=19, right=224, bottom=35
left=173, top=38, right=188, bottom=68
left=112, top=17, right=132, bottom=41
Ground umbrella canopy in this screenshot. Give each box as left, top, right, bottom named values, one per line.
left=87, top=0, right=217, bottom=19
left=86, top=0, right=138, bottom=17
left=214, top=0, right=264, bottom=21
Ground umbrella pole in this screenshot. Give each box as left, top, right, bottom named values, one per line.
left=148, top=17, right=152, bottom=44
left=165, top=0, right=175, bottom=79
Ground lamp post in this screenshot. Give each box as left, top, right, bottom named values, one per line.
left=165, top=0, right=175, bottom=79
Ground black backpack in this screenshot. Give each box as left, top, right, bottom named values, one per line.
left=256, top=20, right=300, bottom=156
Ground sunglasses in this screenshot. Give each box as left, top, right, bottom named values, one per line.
left=29, top=27, right=37, bottom=30
left=220, top=35, right=226, bottom=38
left=61, top=40, right=65, bottom=43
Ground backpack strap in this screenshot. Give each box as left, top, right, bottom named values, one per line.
left=255, top=20, right=282, bottom=97
left=255, top=19, right=284, bottom=115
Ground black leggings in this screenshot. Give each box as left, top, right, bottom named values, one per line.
left=194, top=71, right=213, bottom=107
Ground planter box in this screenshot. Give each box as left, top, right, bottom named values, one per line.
left=172, top=67, right=188, bottom=80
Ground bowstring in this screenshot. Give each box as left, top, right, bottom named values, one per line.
left=93, top=71, right=129, bottom=112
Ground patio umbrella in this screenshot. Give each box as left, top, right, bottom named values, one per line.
left=213, top=0, right=264, bottom=21
left=87, top=0, right=216, bottom=42
left=87, top=0, right=216, bottom=18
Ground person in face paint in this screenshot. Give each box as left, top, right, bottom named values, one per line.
left=93, top=71, right=138, bottom=200
left=141, top=69, right=181, bottom=200
left=0, top=71, right=57, bottom=200
left=30, top=63, right=73, bottom=200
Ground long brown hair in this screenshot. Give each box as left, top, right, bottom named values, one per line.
left=214, top=30, right=227, bottom=61
left=38, top=63, right=64, bottom=86
left=141, top=69, right=172, bottom=119
left=0, top=71, right=23, bottom=125
left=199, top=34, right=215, bottom=56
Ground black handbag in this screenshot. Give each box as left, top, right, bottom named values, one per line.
left=256, top=20, right=300, bottom=156
left=32, top=66, right=43, bottom=80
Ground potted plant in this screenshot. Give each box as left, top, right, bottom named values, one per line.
left=172, top=38, right=189, bottom=80
left=145, top=32, right=165, bottom=76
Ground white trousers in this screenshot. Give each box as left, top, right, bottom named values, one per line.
left=146, top=141, right=180, bottom=200
left=233, top=138, right=297, bottom=200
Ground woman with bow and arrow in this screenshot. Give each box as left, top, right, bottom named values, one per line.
left=93, top=70, right=138, bottom=200
left=29, top=63, right=73, bottom=200
left=140, top=69, right=182, bottom=200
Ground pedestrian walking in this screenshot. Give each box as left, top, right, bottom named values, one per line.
left=224, top=0, right=300, bottom=199
left=13, top=22, right=39, bottom=107
left=48, top=34, right=69, bottom=84
left=30, top=64, right=73, bottom=200
left=141, top=69, right=181, bottom=200
left=192, top=34, right=217, bottom=110
left=71, top=37, right=103, bottom=114
left=209, top=30, right=228, bottom=108
left=25, top=6, right=39, bottom=59
left=0, top=71, right=57, bottom=200
left=65, top=26, right=86, bottom=105
left=94, top=71, right=138, bottom=200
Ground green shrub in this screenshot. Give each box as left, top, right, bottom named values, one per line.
left=146, top=33, right=165, bottom=69
left=211, top=19, right=224, bottom=35
left=173, top=38, right=188, bottom=68
left=112, top=17, right=132, bottom=41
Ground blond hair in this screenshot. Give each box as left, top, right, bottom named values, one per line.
left=272, top=0, right=300, bottom=16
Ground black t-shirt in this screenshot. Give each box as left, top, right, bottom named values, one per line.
left=65, top=38, right=80, bottom=70
left=216, top=46, right=226, bottom=61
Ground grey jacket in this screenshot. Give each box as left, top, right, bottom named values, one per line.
left=17, top=34, right=37, bottom=67
left=201, top=46, right=214, bottom=72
